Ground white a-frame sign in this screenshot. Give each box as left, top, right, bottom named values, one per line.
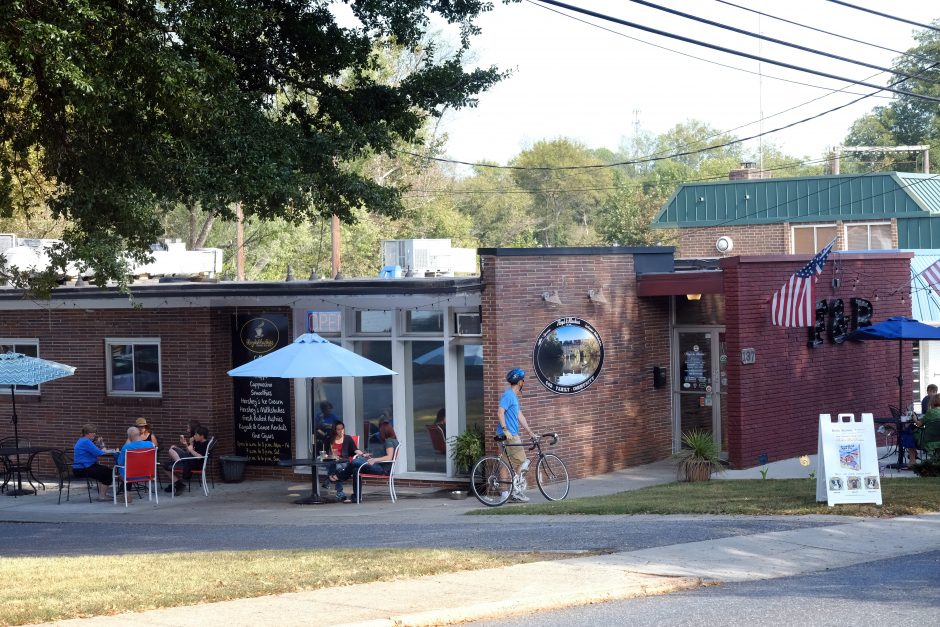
left=816, top=413, right=882, bottom=507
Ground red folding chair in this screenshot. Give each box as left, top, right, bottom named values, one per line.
left=112, top=447, right=159, bottom=507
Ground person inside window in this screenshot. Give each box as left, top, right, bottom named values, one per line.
left=314, top=401, right=339, bottom=454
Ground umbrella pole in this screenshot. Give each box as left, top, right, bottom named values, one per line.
left=898, top=341, right=905, bottom=414
left=8, top=387, right=32, bottom=497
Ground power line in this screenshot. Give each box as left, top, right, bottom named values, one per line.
left=625, top=0, right=940, bottom=85
left=400, top=66, right=935, bottom=171
left=827, top=0, right=940, bottom=33
left=523, top=0, right=893, bottom=99
left=531, top=0, right=940, bottom=102
left=714, top=0, right=936, bottom=63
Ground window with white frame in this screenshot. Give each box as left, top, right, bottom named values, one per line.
left=845, top=222, right=892, bottom=250
left=791, top=224, right=838, bottom=254
left=105, top=339, right=161, bottom=396
left=353, top=310, right=393, bottom=335
left=0, top=339, right=40, bottom=394
left=403, top=310, right=444, bottom=334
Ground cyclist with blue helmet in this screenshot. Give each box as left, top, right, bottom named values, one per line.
left=498, top=367, right=535, bottom=502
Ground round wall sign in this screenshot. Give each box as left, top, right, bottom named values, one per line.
left=533, top=317, right=604, bottom=394
left=239, top=317, right=280, bottom=354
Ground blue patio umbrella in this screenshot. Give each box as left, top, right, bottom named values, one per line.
left=846, top=317, right=940, bottom=413
left=0, top=352, right=76, bottom=496
left=227, top=332, right=397, bottom=379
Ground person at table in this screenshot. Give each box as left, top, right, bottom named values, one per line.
left=914, top=394, right=940, bottom=449
left=162, top=426, right=209, bottom=493
left=921, top=384, right=938, bottom=416
left=73, top=423, right=115, bottom=502
left=325, top=421, right=365, bottom=503
left=117, top=426, right=155, bottom=479
left=135, top=417, right=158, bottom=450
left=314, top=401, right=339, bottom=454
left=342, top=421, right=399, bottom=500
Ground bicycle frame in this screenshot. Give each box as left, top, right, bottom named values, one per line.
left=495, top=432, right=559, bottom=475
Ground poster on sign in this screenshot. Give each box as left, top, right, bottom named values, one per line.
left=816, top=413, right=882, bottom=506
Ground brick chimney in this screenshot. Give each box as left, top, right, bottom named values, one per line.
left=729, top=161, right=771, bottom=180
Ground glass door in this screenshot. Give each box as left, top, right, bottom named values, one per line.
left=673, top=328, right=723, bottom=452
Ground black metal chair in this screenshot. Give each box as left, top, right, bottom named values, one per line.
left=49, top=448, right=95, bottom=504
left=0, top=436, right=41, bottom=492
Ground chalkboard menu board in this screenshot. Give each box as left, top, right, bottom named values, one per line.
left=231, top=314, right=292, bottom=464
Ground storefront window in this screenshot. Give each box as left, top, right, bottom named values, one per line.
left=405, top=310, right=444, bottom=334
left=408, top=340, right=446, bottom=473
left=0, top=340, right=39, bottom=393
left=355, top=311, right=392, bottom=335
left=460, top=345, right=484, bottom=435
left=354, top=341, right=393, bottom=455
left=105, top=339, right=161, bottom=396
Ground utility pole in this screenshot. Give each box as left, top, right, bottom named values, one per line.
left=330, top=214, right=341, bottom=278
left=235, top=202, right=245, bottom=281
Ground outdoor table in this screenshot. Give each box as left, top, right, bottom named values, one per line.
left=0, top=446, right=53, bottom=496
left=873, top=416, right=910, bottom=469
left=278, top=457, right=339, bottom=505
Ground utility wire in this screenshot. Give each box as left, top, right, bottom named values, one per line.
left=399, top=64, right=936, bottom=171
left=524, top=0, right=892, bottom=99
left=827, top=0, right=940, bottom=33
left=714, top=0, right=937, bottom=63
left=531, top=0, right=940, bottom=102
left=625, top=0, right=940, bottom=85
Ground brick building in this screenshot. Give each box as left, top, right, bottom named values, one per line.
left=0, top=243, right=913, bottom=487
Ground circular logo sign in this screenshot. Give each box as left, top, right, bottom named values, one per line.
left=240, top=318, right=280, bottom=354
left=533, top=318, right=604, bottom=395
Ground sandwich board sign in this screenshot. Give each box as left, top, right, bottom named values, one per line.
left=816, top=413, right=882, bottom=506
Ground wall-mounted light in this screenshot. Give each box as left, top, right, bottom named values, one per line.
left=542, top=290, right=564, bottom=306
left=715, top=236, right=733, bottom=254
left=686, top=294, right=702, bottom=301
left=588, top=289, right=608, bottom=304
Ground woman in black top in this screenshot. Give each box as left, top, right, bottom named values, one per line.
left=325, top=421, right=363, bottom=502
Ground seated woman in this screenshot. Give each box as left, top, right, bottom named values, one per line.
left=340, top=421, right=399, bottom=500
left=72, top=423, right=115, bottom=501
left=324, top=421, right=364, bottom=503
left=914, top=394, right=940, bottom=456
left=135, top=417, right=159, bottom=450
left=162, top=426, right=210, bottom=493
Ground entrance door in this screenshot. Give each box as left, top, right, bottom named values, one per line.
left=673, top=328, right=725, bottom=452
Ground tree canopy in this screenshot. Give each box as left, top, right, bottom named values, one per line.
left=0, top=0, right=502, bottom=293
left=843, top=22, right=940, bottom=172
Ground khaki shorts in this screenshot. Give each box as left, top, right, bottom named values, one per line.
left=499, top=434, right=527, bottom=469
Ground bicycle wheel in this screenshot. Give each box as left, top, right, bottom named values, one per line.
left=536, top=454, right=569, bottom=501
left=470, top=456, right=512, bottom=506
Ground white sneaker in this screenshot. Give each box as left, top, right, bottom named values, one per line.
left=510, top=491, right=530, bottom=502
left=500, top=491, right=510, bottom=501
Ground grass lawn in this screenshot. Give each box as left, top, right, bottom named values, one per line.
left=0, top=548, right=547, bottom=626
left=470, top=478, right=940, bottom=517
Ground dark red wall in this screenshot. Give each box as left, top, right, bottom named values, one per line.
left=481, top=251, right=672, bottom=480
left=720, top=252, right=912, bottom=467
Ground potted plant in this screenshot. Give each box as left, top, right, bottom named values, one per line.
left=449, top=426, right=484, bottom=476
left=674, top=429, right=724, bottom=482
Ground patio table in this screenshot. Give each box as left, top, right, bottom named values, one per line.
left=0, top=446, right=53, bottom=496
left=873, top=416, right=911, bottom=469
left=278, top=457, right=339, bottom=505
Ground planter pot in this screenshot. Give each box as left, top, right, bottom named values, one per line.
left=219, top=455, right=250, bottom=483
left=679, top=460, right=714, bottom=482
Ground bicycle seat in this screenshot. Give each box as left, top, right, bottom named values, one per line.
left=493, top=434, right=507, bottom=442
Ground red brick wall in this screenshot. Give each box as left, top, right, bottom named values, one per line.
left=0, top=305, right=295, bottom=481
left=720, top=252, right=912, bottom=467
left=677, top=224, right=788, bottom=258
left=481, top=252, right=672, bottom=480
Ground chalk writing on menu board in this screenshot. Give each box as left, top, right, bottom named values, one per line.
left=231, top=314, right=292, bottom=464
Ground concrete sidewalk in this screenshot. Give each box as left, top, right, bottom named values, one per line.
left=41, top=513, right=940, bottom=627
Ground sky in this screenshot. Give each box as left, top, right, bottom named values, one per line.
left=436, top=0, right=938, bottom=168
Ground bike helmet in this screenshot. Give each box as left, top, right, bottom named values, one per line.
left=506, top=368, right=526, bottom=384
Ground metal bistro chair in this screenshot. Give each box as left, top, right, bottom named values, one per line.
left=0, top=436, right=42, bottom=493
left=112, top=447, right=159, bottom=507
left=170, top=437, right=216, bottom=497
left=49, top=449, right=95, bottom=504
left=355, top=443, right=402, bottom=504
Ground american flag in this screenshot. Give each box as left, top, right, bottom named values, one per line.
left=771, top=239, right=836, bottom=327
left=920, top=259, right=940, bottom=299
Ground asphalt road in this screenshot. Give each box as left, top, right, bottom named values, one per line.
left=0, top=516, right=841, bottom=557
left=473, top=550, right=940, bottom=627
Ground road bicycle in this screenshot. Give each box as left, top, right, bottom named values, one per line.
left=470, top=432, right=569, bottom=506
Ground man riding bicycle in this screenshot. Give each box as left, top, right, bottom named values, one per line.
left=498, top=367, right=536, bottom=502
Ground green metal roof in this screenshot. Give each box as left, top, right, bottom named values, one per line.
left=654, top=172, right=940, bottom=228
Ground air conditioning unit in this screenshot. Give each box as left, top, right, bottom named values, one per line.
left=455, top=312, right=482, bottom=336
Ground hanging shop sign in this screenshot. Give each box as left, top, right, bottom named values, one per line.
left=533, top=317, right=604, bottom=394
left=808, top=297, right=872, bottom=347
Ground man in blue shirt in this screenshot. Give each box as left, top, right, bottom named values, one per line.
left=117, top=426, right=155, bottom=479
left=497, top=368, right=535, bottom=502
